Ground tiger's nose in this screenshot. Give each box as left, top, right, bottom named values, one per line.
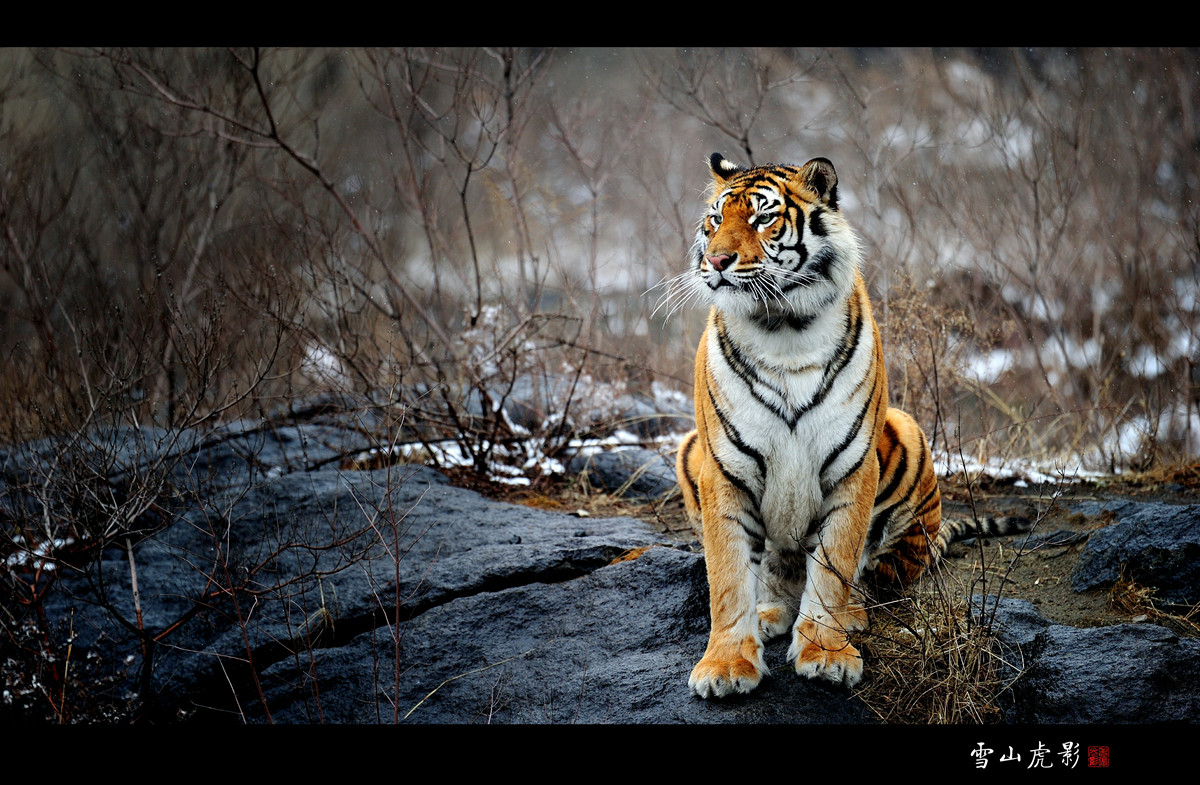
left=706, top=253, right=733, bottom=272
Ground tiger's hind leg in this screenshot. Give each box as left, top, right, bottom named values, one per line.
left=757, top=544, right=804, bottom=640
left=758, top=543, right=869, bottom=641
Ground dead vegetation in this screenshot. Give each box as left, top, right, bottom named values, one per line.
left=1109, top=567, right=1200, bottom=638
left=852, top=567, right=1017, bottom=724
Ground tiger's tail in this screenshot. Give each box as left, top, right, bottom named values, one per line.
left=935, top=514, right=1035, bottom=555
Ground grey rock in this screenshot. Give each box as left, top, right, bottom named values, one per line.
left=426, top=373, right=692, bottom=442
left=986, top=597, right=1200, bottom=723
left=609, top=393, right=693, bottom=440
left=568, top=447, right=677, bottom=500
left=973, top=596, right=1050, bottom=649
left=498, top=374, right=691, bottom=441
left=41, top=461, right=665, bottom=717
left=1071, top=501, right=1200, bottom=603
left=254, top=546, right=872, bottom=724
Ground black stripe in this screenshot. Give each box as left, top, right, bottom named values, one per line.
left=872, top=434, right=926, bottom=544
left=715, top=293, right=865, bottom=429
left=773, top=242, right=811, bottom=294
left=715, top=317, right=792, bottom=420
left=911, top=431, right=929, bottom=489
left=679, top=431, right=699, bottom=504
left=875, top=421, right=907, bottom=504
left=875, top=481, right=940, bottom=547
left=911, top=485, right=940, bottom=521
left=808, top=207, right=828, bottom=237
left=800, top=293, right=865, bottom=418
left=810, top=501, right=852, bottom=541
left=709, top=447, right=758, bottom=510
left=830, top=373, right=886, bottom=492
left=743, top=528, right=766, bottom=555
left=705, top=377, right=768, bottom=486
left=866, top=506, right=894, bottom=551
left=724, top=512, right=766, bottom=552
left=819, top=383, right=876, bottom=491
left=752, top=311, right=816, bottom=332
left=745, top=505, right=765, bottom=532
left=873, top=498, right=909, bottom=543
left=806, top=246, right=839, bottom=282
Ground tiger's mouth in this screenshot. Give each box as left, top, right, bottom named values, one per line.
left=702, top=264, right=789, bottom=304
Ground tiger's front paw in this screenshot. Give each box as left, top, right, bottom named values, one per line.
left=793, top=641, right=862, bottom=687
left=788, top=619, right=863, bottom=688
left=688, top=638, right=767, bottom=698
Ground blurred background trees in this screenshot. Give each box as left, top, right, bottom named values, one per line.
left=2, top=47, right=1197, bottom=473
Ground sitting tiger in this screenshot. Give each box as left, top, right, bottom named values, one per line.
left=675, top=153, right=1030, bottom=698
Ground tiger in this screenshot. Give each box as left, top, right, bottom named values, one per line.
left=674, top=152, right=1031, bottom=699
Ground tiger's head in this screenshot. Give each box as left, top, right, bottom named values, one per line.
left=692, top=153, right=860, bottom=319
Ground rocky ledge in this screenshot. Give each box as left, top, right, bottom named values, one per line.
left=2, top=411, right=1197, bottom=724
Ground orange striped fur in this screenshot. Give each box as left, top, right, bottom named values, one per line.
left=673, top=153, right=966, bottom=698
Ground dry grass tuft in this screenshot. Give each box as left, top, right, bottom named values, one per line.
left=1109, top=568, right=1200, bottom=637
left=852, top=562, right=1019, bottom=724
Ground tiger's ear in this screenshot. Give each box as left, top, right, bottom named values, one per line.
left=709, top=152, right=743, bottom=185
left=798, top=157, right=839, bottom=209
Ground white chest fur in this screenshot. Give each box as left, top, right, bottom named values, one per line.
left=706, top=300, right=876, bottom=543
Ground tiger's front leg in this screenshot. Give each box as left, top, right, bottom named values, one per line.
left=788, top=476, right=874, bottom=688
left=687, top=463, right=769, bottom=699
